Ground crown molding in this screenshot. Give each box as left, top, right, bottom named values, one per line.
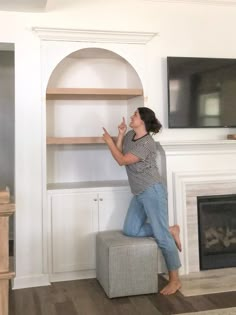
left=143, top=0, right=236, bottom=5
left=32, top=27, right=158, bottom=44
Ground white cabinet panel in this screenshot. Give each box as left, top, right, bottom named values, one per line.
left=51, top=192, right=98, bottom=273
left=98, top=190, right=132, bottom=231
left=47, top=186, right=132, bottom=280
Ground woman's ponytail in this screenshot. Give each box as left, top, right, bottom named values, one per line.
left=138, top=107, right=162, bottom=134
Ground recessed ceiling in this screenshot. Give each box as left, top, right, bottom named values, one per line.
left=0, top=0, right=52, bottom=12
left=0, top=43, right=14, bottom=50
left=0, top=0, right=236, bottom=13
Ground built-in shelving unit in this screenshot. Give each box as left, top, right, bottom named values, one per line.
left=43, top=39, right=145, bottom=284
left=46, top=47, right=144, bottom=186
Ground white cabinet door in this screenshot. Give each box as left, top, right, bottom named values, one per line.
left=51, top=192, right=98, bottom=273
left=98, top=190, right=132, bottom=231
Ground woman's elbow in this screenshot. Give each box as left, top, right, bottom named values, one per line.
left=116, top=158, right=126, bottom=166
left=118, top=160, right=125, bottom=166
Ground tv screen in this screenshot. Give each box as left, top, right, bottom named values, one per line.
left=167, top=56, right=236, bottom=128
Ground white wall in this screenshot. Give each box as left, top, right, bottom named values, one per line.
left=1, top=0, right=236, bottom=288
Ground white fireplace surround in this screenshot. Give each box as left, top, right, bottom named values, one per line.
left=159, top=140, right=236, bottom=276
left=173, top=170, right=236, bottom=275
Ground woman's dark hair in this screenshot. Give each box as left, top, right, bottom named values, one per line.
left=138, top=107, right=162, bottom=134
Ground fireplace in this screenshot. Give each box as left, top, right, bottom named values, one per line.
left=197, top=194, right=236, bottom=270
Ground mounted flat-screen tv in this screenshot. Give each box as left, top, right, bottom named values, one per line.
left=167, top=56, right=236, bottom=128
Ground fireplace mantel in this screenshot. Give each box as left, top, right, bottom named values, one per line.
left=156, top=139, right=236, bottom=275
left=158, top=139, right=236, bottom=156
left=157, top=138, right=236, bottom=224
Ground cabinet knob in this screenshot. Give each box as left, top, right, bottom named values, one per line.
left=93, top=198, right=97, bottom=201
left=99, top=198, right=103, bottom=201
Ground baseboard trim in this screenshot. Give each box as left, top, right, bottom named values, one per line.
left=50, top=270, right=96, bottom=283
left=12, top=273, right=50, bottom=289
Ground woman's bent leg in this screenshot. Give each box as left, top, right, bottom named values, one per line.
left=139, top=183, right=181, bottom=270
left=139, top=183, right=181, bottom=294
left=123, top=195, right=153, bottom=237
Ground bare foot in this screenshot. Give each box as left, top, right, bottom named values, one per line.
left=169, top=224, right=182, bottom=252
left=160, top=279, right=181, bottom=295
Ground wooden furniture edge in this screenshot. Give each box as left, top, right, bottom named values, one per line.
left=0, top=203, right=15, bottom=216
left=227, top=134, right=236, bottom=140
left=0, top=189, right=10, bottom=204
left=0, top=271, right=15, bottom=280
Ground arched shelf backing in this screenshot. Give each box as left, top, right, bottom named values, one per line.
left=46, top=47, right=144, bottom=145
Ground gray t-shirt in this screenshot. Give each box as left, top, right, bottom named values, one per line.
left=123, top=130, right=161, bottom=195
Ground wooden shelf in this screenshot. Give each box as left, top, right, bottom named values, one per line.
left=47, top=136, right=116, bottom=145
left=46, top=88, right=143, bottom=100
left=47, top=180, right=129, bottom=190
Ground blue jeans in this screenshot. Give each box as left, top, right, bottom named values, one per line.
left=123, top=183, right=181, bottom=271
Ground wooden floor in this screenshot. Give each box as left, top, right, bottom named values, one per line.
left=9, top=276, right=236, bottom=315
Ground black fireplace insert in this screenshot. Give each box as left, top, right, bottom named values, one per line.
left=197, top=194, right=236, bottom=270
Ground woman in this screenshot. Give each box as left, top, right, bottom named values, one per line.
left=102, top=107, right=181, bottom=295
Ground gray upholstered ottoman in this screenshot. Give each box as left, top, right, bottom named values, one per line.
left=96, top=230, right=158, bottom=298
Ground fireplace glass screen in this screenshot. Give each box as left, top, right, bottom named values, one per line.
left=197, top=194, right=236, bottom=270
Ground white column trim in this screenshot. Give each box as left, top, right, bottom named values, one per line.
left=32, top=27, right=158, bottom=44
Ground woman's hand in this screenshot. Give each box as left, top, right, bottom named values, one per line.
left=102, top=127, right=113, bottom=145
left=118, top=117, right=127, bottom=135
left=102, top=125, right=139, bottom=166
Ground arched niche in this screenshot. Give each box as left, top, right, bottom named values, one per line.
left=46, top=47, right=144, bottom=185
left=47, top=47, right=143, bottom=90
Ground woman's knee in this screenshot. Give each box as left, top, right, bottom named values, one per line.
left=123, top=227, right=133, bottom=237
left=123, top=222, right=139, bottom=236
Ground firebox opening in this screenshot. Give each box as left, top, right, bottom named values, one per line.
left=197, top=194, right=236, bottom=270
